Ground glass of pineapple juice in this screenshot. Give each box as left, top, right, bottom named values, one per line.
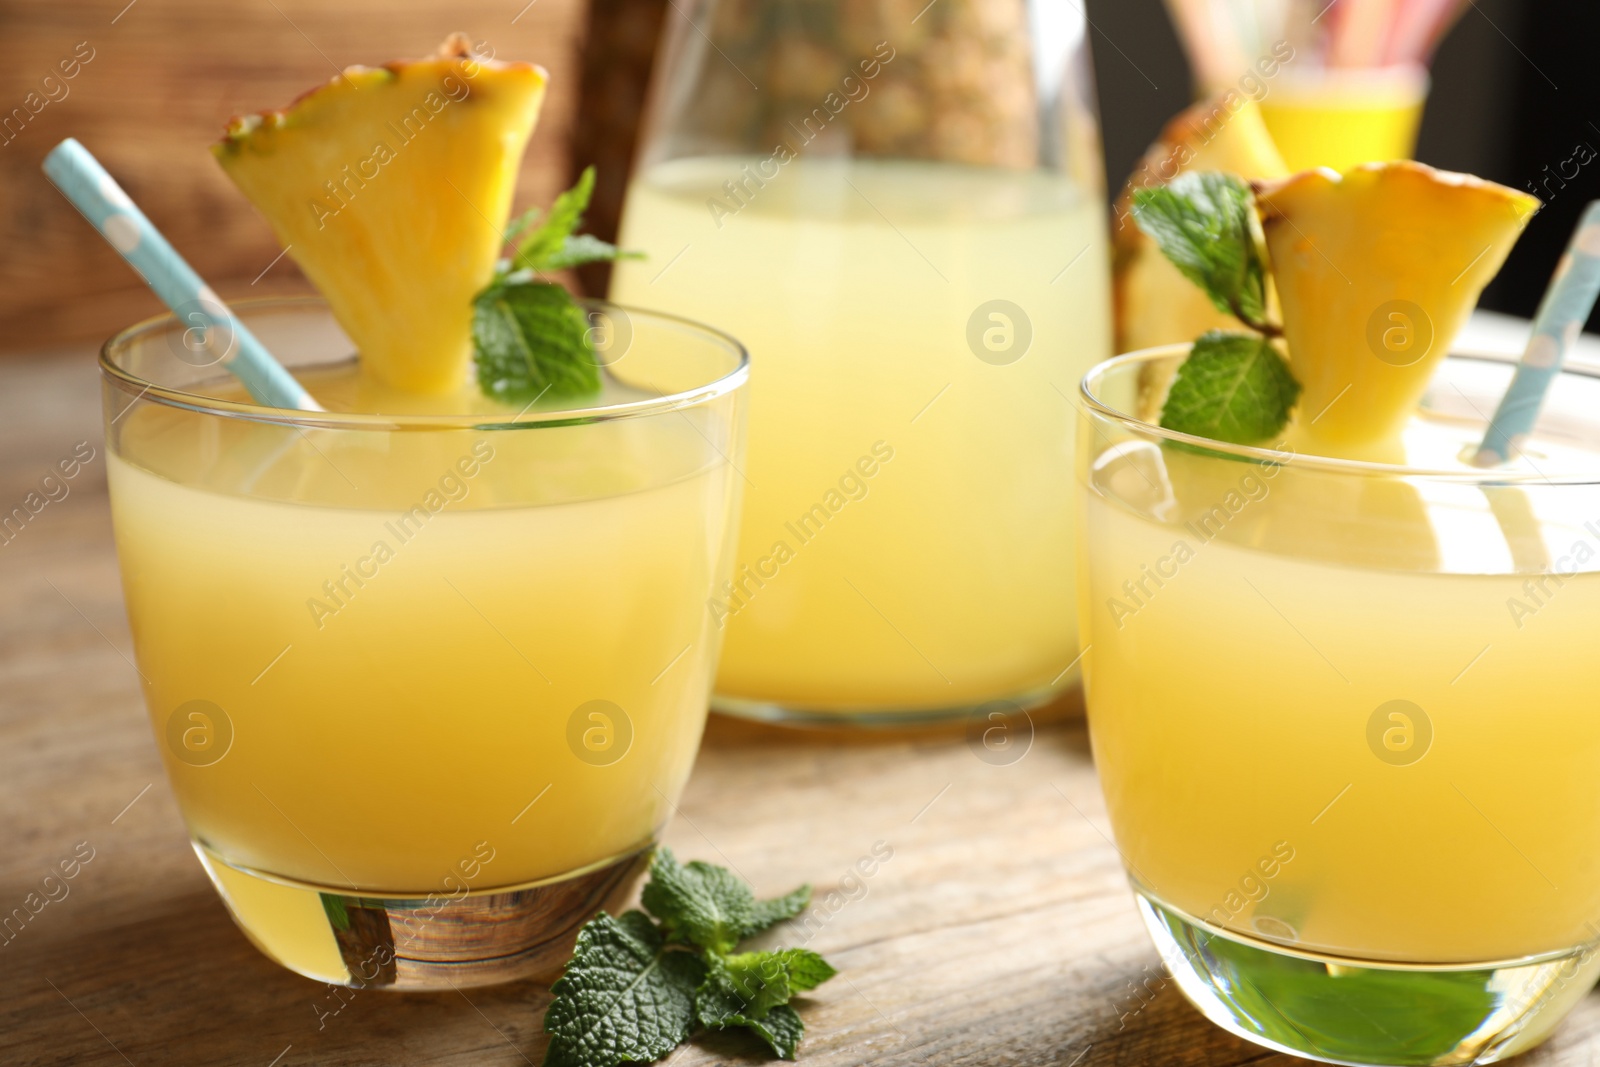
left=1256, top=65, right=1429, bottom=174
left=102, top=297, right=747, bottom=990
left=1078, top=344, right=1600, bottom=1065
left=610, top=0, right=1111, bottom=723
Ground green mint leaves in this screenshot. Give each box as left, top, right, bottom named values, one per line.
left=473, top=283, right=600, bottom=401
left=642, top=853, right=764, bottom=954
left=472, top=166, right=642, bottom=404
left=543, top=912, right=705, bottom=1067
left=695, top=949, right=835, bottom=1059
left=1132, top=171, right=1298, bottom=444
left=1158, top=331, right=1301, bottom=443
left=542, top=850, right=835, bottom=1067
left=746, top=885, right=813, bottom=933
left=1132, top=172, right=1269, bottom=329
left=508, top=168, right=640, bottom=274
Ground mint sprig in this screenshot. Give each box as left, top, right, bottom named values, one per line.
left=696, top=950, right=835, bottom=1060
left=472, top=166, right=642, bottom=404
left=1132, top=171, right=1299, bottom=444
left=1159, top=330, right=1301, bottom=442
left=473, top=283, right=599, bottom=400
left=641, top=851, right=763, bottom=954
left=543, top=911, right=705, bottom=1067
left=509, top=168, right=641, bottom=274
left=1132, top=172, right=1271, bottom=332
left=542, top=850, right=835, bottom=1066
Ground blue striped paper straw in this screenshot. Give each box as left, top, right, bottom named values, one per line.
left=1475, top=201, right=1600, bottom=466
left=43, top=138, right=320, bottom=411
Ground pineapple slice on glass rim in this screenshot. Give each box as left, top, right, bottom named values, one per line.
left=1256, top=161, right=1539, bottom=449
left=214, top=35, right=548, bottom=395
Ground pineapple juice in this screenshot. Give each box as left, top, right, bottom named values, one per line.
left=107, top=358, right=741, bottom=980
left=1081, top=366, right=1600, bottom=968
left=612, top=157, right=1110, bottom=714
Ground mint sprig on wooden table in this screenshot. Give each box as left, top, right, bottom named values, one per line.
left=1131, top=172, right=1301, bottom=444
left=542, top=849, right=837, bottom=1066
left=472, top=166, right=643, bottom=404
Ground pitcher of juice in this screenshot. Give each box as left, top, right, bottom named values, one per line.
left=612, top=0, right=1111, bottom=724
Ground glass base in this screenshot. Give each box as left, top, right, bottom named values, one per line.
left=196, top=841, right=651, bottom=990
left=711, top=678, right=1075, bottom=728
left=1136, top=890, right=1600, bottom=1066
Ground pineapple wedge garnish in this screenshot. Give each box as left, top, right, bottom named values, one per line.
left=1257, top=162, right=1539, bottom=446
left=215, top=35, right=547, bottom=394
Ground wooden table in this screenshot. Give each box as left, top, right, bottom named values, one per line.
left=8, top=346, right=1600, bottom=1067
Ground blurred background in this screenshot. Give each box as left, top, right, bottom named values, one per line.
left=0, top=0, right=1595, bottom=354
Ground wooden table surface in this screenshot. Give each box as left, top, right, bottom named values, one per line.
left=9, top=346, right=1600, bottom=1067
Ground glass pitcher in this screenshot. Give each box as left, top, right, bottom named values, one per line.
left=612, top=0, right=1110, bottom=724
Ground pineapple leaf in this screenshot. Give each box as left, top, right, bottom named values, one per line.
left=1159, top=330, right=1300, bottom=445
left=472, top=281, right=600, bottom=402
left=1132, top=172, right=1270, bottom=331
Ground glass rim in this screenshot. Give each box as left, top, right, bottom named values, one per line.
left=1080, top=344, right=1600, bottom=486
left=99, top=294, right=749, bottom=432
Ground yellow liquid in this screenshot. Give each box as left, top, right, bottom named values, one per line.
left=109, top=365, right=738, bottom=895
left=1257, top=69, right=1426, bottom=173
left=1081, top=414, right=1600, bottom=964
left=613, top=157, right=1111, bottom=712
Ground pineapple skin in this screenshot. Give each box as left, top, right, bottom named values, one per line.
left=215, top=45, right=547, bottom=395
left=1258, top=161, right=1539, bottom=447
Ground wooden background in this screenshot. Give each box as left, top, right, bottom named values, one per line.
left=0, top=0, right=637, bottom=353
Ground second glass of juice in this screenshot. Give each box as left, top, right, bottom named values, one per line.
left=1079, top=345, right=1600, bottom=1064
left=104, top=297, right=746, bottom=989
left=611, top=0, right=1111, bottom=722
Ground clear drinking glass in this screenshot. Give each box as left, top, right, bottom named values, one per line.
left=1078, top=345, right=1600, bottom=1064
left=611, top=0, right=1111, bottom=723
left=102, top=297, right=747, bottom=989
left=1256, top=64, right=1428, bottom=173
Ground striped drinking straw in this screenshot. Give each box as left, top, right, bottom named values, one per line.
left=42, top=138, right=321, bottom=412
left=1474, top=201, right=1600, bottom=467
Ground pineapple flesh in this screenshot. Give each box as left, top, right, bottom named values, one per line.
left=1258, top=161, right=1539, bottom=448
left=215, top=36, right=547, bottom=394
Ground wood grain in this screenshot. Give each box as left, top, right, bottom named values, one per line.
left=0, top=0, right=589, bottom=354
left=8, top=348, right=1600, bottom=1065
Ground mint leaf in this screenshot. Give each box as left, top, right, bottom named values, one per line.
left=539, top=233, right=644, bottom=272
left=696, top=949, right=836, bottom=1021
left=542, top=910, right=707, bottom=1067
left=510, top=167, right=642, bottom=274
left=503, top=205, right=543, bottom=245
left=696, top=968, right=806, bottom=1063
left=698, top=952, right=793, bottom=1022
left=695, top=951, right=831, bottom=1060
left=539, top=855, right=834, bottom=1066
left=473, top=169, right=643, bottom=405
left=1160, top=330, right=1300, bottom=444
left=1132, top=172, right=1267, bottom=327
left=739, top=1005, right=805, bottom=1060
left=747, top=885, right=812, bottom=935
left=510, top=166, right=593, bottom=272
left=775, top=948, right=836, bottom=992
left=642, top=849, right=755, bottom=955
left=472, top=281, right=598, bottom=402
